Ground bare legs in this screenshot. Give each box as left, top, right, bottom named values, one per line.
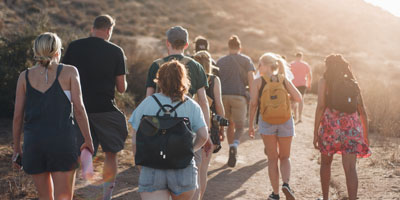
left=320, top=154, right=358, bottom=200
left=261, top=135, right=293, bottom=195
left=103, top=152, right=118, bottom=199
left=103, top=152, right=118, bottom=183
left=227, top=120, right=244, bottom=147
left=342, top=154, right=358, bottom=200
left=227, top=121, right=235, bottom=145
left=198, top=148, right=212, bottom=200
left=292, top=98, right=304, bottom=123
left=320, top=154, right=333, bottom=200
left=31, top=170, right=76, bottom=200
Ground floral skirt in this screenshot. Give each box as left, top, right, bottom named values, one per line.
left=318, top=108, right=371, bottom=158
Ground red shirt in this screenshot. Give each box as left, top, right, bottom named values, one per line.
left=290, top=61, right=311, bottom=87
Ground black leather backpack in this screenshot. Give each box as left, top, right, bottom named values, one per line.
left=135, top=95, right=195, bottom=169
left=327, top=73, right=360, bottom=114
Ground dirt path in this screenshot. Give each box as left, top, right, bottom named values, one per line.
left=71, top=95, right=400, bottom=199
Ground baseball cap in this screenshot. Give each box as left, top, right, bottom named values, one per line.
left=166, top=26, right=189, bottom=44
left=195, top=36, right=209, bottom=52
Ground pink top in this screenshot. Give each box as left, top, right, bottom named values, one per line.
left=290, top=61, right=311, bottom=87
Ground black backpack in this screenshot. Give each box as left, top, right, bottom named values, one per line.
left=135, top=95, right=195, bottom=169
left=328, top=74, right=360, bottom=113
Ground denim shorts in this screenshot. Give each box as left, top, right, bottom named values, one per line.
left=138, top=159, right=198, bottom=195
left=258, top=117, right=295, bottom=137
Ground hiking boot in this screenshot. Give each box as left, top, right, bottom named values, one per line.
left=268, top=192, right=280, bottom=200
left=227, top=146, right=237, bottom=167
left=282, top=183, right=295, bottom=200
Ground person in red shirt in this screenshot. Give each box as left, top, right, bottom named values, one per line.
left=290, top=52, right=312, bottom=123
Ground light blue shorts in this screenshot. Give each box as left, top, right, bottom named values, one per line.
left=138, top=159, right=198, bottom=195
left=258, top=117, right=295, bottom=137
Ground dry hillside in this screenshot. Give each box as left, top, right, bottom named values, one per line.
left=2, top=0, right=400, bottom=60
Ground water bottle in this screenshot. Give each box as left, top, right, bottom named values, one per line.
left=80, top=148, right=94, bottom=180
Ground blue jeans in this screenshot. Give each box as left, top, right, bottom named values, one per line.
left=138, top=159, right=198, bottom=195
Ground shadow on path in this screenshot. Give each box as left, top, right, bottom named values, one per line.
left=204, top=159, right=268, bottom=200
left=74, top=166, right=140, bottom=200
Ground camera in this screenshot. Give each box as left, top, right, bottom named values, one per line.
left=209, top=113, right=229, bottom=154
left=212, top=113, right=229, bottom=127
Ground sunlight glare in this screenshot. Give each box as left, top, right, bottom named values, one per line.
left=364, top=0, right=400, bottom=17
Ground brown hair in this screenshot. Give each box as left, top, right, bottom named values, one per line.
left=155, top=60, right=190, bottom=102
left=93, top=15, right=115, bottom=30
left=295, top=52, right=303, bottom=58
left=194, top=50, right=212, bottom=74
left=194, top=35, right=209, bottom=52
left=228, top=35, right=241, bottom=50
left=324, top=54, right=355, bottom=85
left=170, top=40, right=186, bottom=50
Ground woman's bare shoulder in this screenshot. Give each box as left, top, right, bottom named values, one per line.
left=61, top=64, right=79, bottom=76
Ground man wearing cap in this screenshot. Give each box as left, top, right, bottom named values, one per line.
left=194, top=36, right=219, bottom=76
left=143, top=26, right=211, bottom=199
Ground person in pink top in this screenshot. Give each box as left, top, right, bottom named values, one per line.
left=290, top=52, right=312, bottom=123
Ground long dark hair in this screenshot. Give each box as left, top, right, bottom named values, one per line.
left=324, top=54, right=356, bottom=87
left=324, top=54, right=362, bottom=106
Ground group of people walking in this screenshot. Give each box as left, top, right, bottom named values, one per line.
left=11, top=14, right=371, bottom=200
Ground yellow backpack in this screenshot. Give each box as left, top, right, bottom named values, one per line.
left=259, top=74, right=291, bottom=124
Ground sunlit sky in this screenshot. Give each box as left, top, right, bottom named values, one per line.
left=364, top=0, right=400, bottom=17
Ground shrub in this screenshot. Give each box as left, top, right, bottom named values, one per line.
left=0, top=35, right=35, bottom=118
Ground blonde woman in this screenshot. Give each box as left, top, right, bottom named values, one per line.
left=12, top=32, right=93, bottom=200
left=248, top=53, right=301, bottom=200
left=193, top=50, right=225, bottom=199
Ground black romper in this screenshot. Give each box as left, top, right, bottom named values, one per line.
left=22, top=64, right=79, bottom=174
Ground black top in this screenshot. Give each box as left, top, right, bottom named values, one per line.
left=205, top=74, right=216, bottom=113
left=23, top=65, right=78, bottom=154
left=62, top=37, right=127, bottom=113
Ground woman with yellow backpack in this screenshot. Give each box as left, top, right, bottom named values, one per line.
left=249, top=53, right=302, bottom=200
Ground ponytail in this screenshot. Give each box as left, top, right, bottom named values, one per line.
left=34, top=56, right=52, bottom=68
left=259, top=52, right=294, bottom=80
left=276, top=59, right=286, bottom=78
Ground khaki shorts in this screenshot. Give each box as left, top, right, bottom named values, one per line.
left=222, top=95, right=247, bottom=124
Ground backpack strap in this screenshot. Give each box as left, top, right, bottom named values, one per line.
left=155, top=56, right=191, bottom=68
left=262, top=74, right=272, bottom=84
left=155, top=58, right=165, bottom=67
left=152, top=95, right=187, bottom=117
left=256, top=77, right=267, bottom=125
left=152, top=95, right=168, bottom=113
left=277, top=74, right=285, bottom=84
left=180, top=57, right=191, bottom=65
left=169, top=98, right=187, bottom=113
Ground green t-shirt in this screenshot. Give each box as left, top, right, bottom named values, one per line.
left=145, top=54, right=208, bottom=96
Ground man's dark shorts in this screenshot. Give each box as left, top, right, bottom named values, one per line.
left=296, top=86, right=307, bottom=96
left=77, top=111, right=128, bottom=156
